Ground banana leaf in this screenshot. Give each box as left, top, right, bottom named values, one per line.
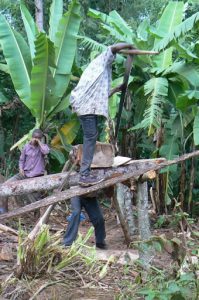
left=130, top=77, right=168, bottom=135
left=50, top=148, right=66, bottom=164
left=51, top=118, right=80, bottom=150
left=47, top=95, right=70, bottom=119
left=49, top=0, right=63, bottom=42
left=30, top=33, right=56, bottom=126
left=154, top=11, right=199, bottom=52
left=153, top=1, right=184, bottom=69
left=0, top=90, right=8, bottom=103
left=0, top=63, right=9, bottom=73
left=52, top=0, right=81, bottom=99
left=20, top=0, right=38, bottom=59
left=0, top=14, right=31, bottom=104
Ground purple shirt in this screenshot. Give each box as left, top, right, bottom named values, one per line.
left=19, top=142, right=50, bottom=178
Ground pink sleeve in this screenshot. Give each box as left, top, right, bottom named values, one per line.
left=39, top=144, right=50, bottom=155
left=19, top=146, right=26, bottom=170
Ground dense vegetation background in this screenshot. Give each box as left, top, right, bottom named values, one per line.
left=0, top=1, right=199, bottom=299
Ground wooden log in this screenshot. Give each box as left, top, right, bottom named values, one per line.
left=0, top=159, right=165, bottom=197
left=0, top=162, right=165, bottom=221
left=1, top=150, right=199, bottom=221
left=0, top=150, right=199, bottom=220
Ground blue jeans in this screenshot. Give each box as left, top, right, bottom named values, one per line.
left=63, top=196, right=106, bottom=246
left=79, top=114, right=98, bottom=176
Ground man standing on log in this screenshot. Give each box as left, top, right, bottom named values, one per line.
left=0, top=129, right=50, bottom=214
left=70, top=43, right=133, bottom=187
left=63, top=195, right=107, bottom=249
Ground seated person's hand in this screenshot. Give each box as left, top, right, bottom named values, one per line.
left=19, top=168, right=25, bottom=176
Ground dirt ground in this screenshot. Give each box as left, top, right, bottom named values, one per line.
left=0, top=200, right=175, bottom=300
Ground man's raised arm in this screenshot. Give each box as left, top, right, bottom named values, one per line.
left=110, top=43, right=134, bottom=54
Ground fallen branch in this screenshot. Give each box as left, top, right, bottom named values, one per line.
left=1, top=150, right=199, bottom=220
left=0, top=223, right=18, bottom=236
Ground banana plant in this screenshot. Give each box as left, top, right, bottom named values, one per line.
left=81, top=1, right=199, bottom=212
left=0, top=0, right=82, bottom=150
left=82, top=1, right=199, bottom=142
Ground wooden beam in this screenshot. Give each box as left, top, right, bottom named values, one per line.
left=0, top=159, right=165, bottom=197
left=1, top=150, right=199, bottom=220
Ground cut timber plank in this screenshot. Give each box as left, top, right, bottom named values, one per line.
left=112, top=156, right=132, bottom=167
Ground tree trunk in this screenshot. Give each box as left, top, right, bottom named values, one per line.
left=188, top=156, right=195, bottom=215
left=35, top=0, right=43, bottom=31
left=179, top=161, right=186, bottom=210
left=137, top=182, right=153, bottom=268
left=124, top=185, right=136, bottom=236
left=117, top=183, right=136, bottom=236
left=154, top=124, right=164, bottom=214
left=115, top=184, right=132, bottom=245
left=0, top=109, right=5, bottom=171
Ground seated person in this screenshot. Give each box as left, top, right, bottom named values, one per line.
left=0, top=129, right=50, bottom=214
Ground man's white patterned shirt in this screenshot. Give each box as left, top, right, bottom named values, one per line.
left=70, top=47, right=115, bottom=118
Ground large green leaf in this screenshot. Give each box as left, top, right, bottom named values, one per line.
left=79, top=35, right=106, bottom=52
left=51, top=118, right=80, bottom=151
left=155, top=1, right=184, bottom=37
left=89, top=9, right=133, bottom=39
left=88, top=9, right=134, bottom=43
left=137, top=19, right=149, bottom=41
left=159, top=133, right=179, bottom=205
left=193, top=108, right=199, bottom=145
left=0, top=90, right=8, bottom=103
left=153, top=1, right=184, bottom=69
left=30, top=33, right=56, bottom=125
left=131, top=77, right=168, bottom=135
left=0, top=63, right=9, bottom=73
left=50, top=148, right=65, bottom=164
left=0, top=14, right=31, bottom=104
left=109, top=10, right=134, bottom=39
left=53, top=0, right=81, bottom=98
left=20, top=0, right=38, bottom=59
left=154, top=11, right=199, bottom=52
left=49, top=0, right=63, bottom=42
left=47, top=94, right=70, bottom=118
left=165, top=62, right=199, bottom=91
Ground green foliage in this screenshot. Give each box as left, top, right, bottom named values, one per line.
left=20, top=0, right=38, bottom=58
left=0, top=14, right=31, bottom=104
left=30, top=33, right=56, bottom=126
left=154, top=11, right=199, bottom=52
left=86, top=1, right=199, bottom=214
left=0, top=0, right=82, bottom=152
left=52, top=0, right=81, bottom=100
left=49, top=0, right=63, bottom=43
left=17, top=224, right=97, bottom=278
left=131, top=77, right=168, bottom=135
left=138, top=273, right=197, bottom=300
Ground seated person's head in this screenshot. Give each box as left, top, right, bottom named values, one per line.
left=32, top=129, right=43, bottom=145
